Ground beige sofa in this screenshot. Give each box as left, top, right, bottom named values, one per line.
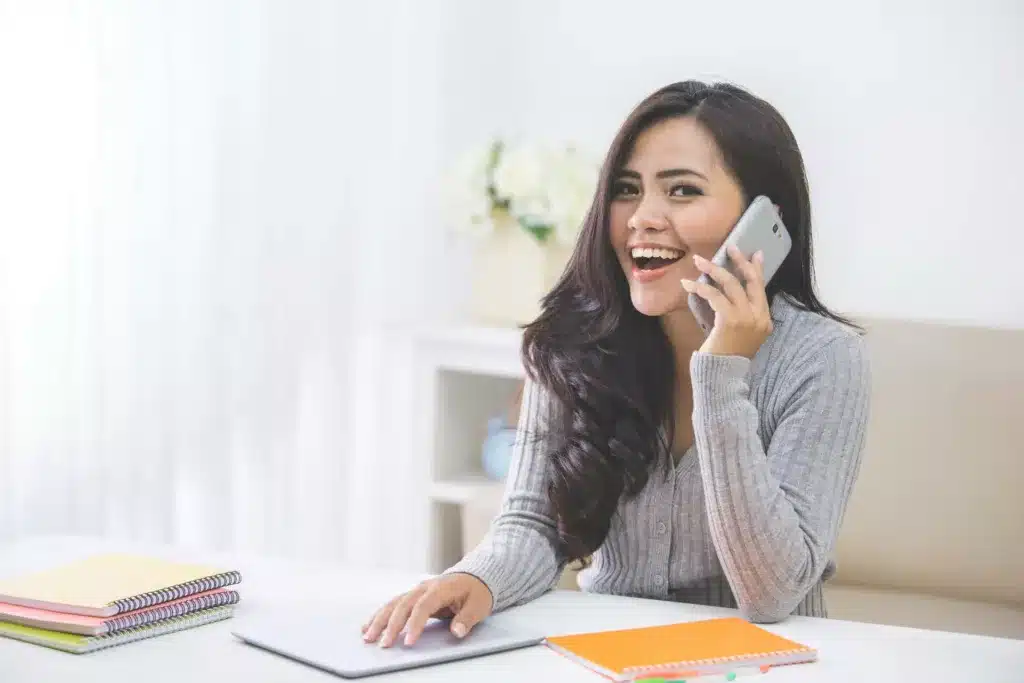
left=826, top=315, right=1024, bottom=639
left=459, top=315, right=1024, bottom=639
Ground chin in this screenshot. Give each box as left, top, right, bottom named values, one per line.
left=629, top=287, right=686, bottom=318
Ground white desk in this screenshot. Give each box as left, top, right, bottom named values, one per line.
left=1, top=536, right=1022, bottom=682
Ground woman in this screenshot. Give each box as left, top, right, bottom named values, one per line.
left=363, top=80, right=871, bottom=648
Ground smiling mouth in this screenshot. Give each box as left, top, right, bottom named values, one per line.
left=631, top=246, right=686, bottom=271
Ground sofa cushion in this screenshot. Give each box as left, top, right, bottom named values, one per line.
left=833, top=318, right=1024, bottom=608
left=824, top=583, right=1024, bottom=640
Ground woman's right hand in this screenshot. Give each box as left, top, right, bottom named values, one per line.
left=361, top=572, right=494, bottom=648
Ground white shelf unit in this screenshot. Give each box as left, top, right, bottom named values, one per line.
left=410, top=324, right=526, bottom=574
left=428, top=473, right=504, bottom=505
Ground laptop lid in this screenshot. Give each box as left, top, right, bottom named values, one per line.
left=231, top=608, right=544, bottom=679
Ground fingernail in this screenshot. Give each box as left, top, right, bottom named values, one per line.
left=693, top=254, right=706, bottom=264
left=680, top=279, right=695, bottom=291
left=755, top=251, right=764, bottom=263
left=452, top=622, right=468, bottom=638
left=404, top=633, right=415, bottom=646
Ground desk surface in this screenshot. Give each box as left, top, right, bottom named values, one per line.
left=1, top=536, right=1022, bottom=682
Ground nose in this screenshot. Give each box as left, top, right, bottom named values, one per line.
left=627, top=200, right=670, bottom=233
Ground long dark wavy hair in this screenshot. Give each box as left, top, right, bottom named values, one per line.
left=521, top=80, right=857, bottom=566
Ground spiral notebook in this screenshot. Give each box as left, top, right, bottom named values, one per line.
left=0, top=604, right=235, bottom=654
left=0, top=553, right=241, bottom=617
left=543, top=617, right=817, bottom=681
left=0, top=588, right=240, bottom=635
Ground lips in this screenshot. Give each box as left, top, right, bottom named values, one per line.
left=629, top=246, right=686, bottom=282
left=631, top=246, right=684, bottom=271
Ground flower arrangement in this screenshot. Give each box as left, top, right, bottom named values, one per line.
left=441, top=139, right=600, bottom=248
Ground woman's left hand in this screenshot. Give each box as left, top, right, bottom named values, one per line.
left=681, top=245, right=773, bottom=359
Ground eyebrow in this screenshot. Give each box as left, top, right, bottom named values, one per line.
left=616, top=167, right=708, bottom=181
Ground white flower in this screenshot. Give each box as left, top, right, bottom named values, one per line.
left=546, top=146, right=600, bottom=246
left=491, top=142, right=553, bottom=223
left=443, top=138, right=600, bottom=247
left=440, top=143, right=496, bottom=239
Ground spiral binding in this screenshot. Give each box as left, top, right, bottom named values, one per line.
left=82, top=605, right=235, bottom=654
left=103, top=590, right=240, bottom=633
left=109, top=570, right=242, bottom=614
left=621, top=647, right=813, bottom=675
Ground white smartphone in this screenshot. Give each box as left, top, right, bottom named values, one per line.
left=687, top=195, right=792, bottom=332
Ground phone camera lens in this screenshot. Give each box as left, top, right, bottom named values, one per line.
left=772, top=224, right=779, bottom=234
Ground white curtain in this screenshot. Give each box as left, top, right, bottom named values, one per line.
left=0, top=0, right=426, bottom=562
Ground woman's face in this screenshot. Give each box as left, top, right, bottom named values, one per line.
left=608, top=116, right=746, bottom=318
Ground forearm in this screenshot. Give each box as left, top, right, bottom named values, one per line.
left=445, top=508, right=562, bottom=612
left=443, top=377, right=563, bottom=612
left=690, top=346, right=867, bottom=622
left=690, top=359, right=819, bottom=622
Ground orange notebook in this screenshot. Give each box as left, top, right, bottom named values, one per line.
left=544, top=617, right=817, bottom=681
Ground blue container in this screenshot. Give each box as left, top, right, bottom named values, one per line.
left=481, top=416, right=516, bottom=481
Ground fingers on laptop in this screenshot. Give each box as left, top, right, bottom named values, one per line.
left=362, top=581, right=445, bottom=647
left=403, top=584, right=458, bottom=646
left=362, top=574, right=491, bottom=648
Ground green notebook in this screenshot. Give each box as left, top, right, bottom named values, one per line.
left=0, top=604, right=235, bottom=653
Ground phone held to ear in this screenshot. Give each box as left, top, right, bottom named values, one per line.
left=687, top=195, right=793, bottom=333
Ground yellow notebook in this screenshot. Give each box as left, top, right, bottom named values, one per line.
left=0, top=554, right=241, bottom=617
left=544, top=617, right=817, bottom=681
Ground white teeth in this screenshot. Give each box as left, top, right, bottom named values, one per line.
left=631, top=247, right=682, bottom=260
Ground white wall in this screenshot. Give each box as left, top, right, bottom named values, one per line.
left=434, top=0, right=1024, bottom=329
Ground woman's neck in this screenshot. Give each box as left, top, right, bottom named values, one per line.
left=660, top=308, right=706, bottom=380
left=660, top=308, right=703, bottom=454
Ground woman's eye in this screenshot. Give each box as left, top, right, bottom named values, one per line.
left=612, top=182, right=639, bottom=198
left=670, top=184, right=703, bottom=197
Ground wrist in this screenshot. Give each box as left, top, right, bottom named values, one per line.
left=698, top=337, right=759, bottom=359
left=691, top=351, right=751, bottom=383
left=690, top=352, right=752, bottom=415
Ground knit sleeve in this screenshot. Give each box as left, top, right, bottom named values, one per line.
left=443, top=376, right=564, bottom=612
left=689, top=334, right=872, bottom=623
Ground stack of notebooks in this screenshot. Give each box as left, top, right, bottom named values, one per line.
left=0, top=553, right=241, bottom=654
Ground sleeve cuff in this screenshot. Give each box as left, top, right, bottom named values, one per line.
left=690, top=351, right=752, bottom=418
left=442, top=550, right=512, bottom=612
